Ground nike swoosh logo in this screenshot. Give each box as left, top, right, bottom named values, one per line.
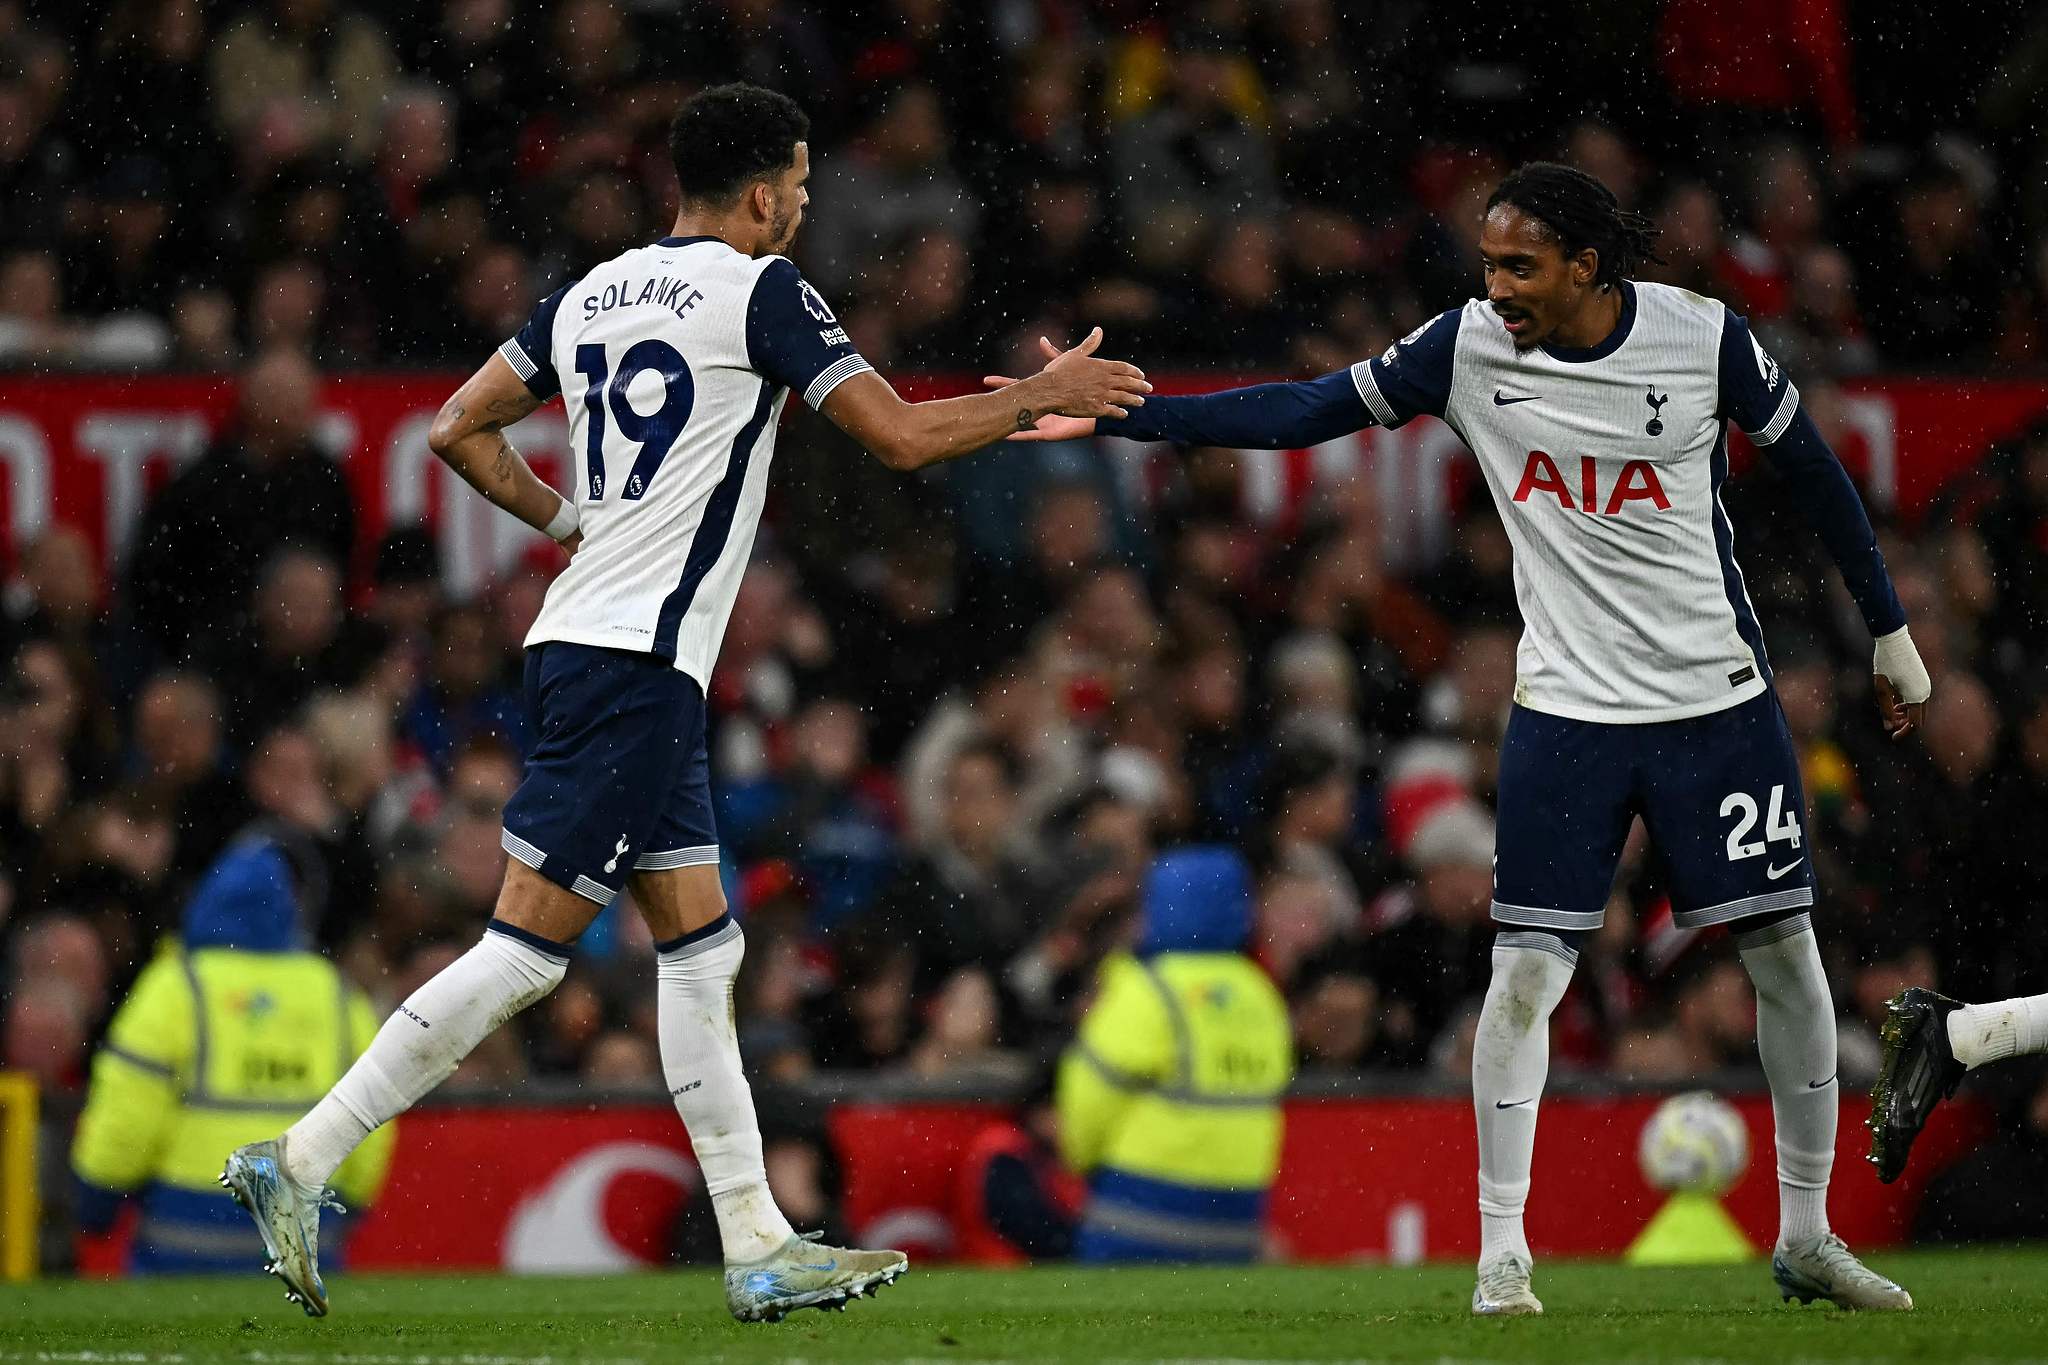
left=1808, top=1072, right=1837, bottom=1089
left=1494, top=1098, right=1535, bottom=1109
left=1766, top=859, right=1805, bottom=880
left=1493, top=390, right=1540, bottom=406
left=795, top=1259, right=839, bottom=1272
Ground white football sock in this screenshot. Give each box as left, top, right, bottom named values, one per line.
left=656, top=913, right=795, bottom=1265
left=283, top=922, right=568, bottom=1190
left=1735, top=914, right=1834, bottom=1248
left=1472, top=933, right=1577, bottom=1267
left=1948, top=992, right=2048, bottom=1070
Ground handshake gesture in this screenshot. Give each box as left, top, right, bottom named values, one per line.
left=985, top=331, right=1145, bottom=442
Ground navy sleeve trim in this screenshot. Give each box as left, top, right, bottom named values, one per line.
left=1717, top=309, right=1799, bottom=441
left=746, top=258, right=873, bottom=408
left=1097, top=369, right=1372, bottom=448
left=503, top=283, right=570, bottom=400
left=1757, top=406, right=1907, bottom=636
left=1356, top=308, right=1459, bottom=427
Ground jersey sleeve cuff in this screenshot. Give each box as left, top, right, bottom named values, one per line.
left=1351, top=359, right=1400, bottom=427
left=498, top=337, right=546, bottom=393
left=1743, top=381, right=1801, bottom=446
left=803, top=354, right=873, bottom=410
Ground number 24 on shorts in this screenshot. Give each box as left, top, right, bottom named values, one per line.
left=1719, top=785, right=1802, bottom=862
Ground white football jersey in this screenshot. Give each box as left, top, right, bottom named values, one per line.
left=1352, top=281, right=1800, bottom=724
left=499, top=235, right=871, bottom=686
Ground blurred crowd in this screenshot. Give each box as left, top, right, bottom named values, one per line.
left=2, top=0, right=2048, bottom=374
left=4, top=0, right=2048, bottom=1109
left=4, top=330, right=2048, bottom=1103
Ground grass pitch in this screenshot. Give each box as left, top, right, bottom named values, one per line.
left=3, top=1248, right=2046, bottom=1362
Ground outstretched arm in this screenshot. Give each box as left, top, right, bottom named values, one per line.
left=988, top=309, right=1461, bottom=447
left=427, top=353, right=581, bottom=551
left=987, top=352, right=1371, bottom=448
left=822, top=328, right=1151, bottom=472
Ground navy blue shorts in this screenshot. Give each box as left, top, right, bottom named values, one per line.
left=1491, top=690, right=1816, bottom=932
left=500, top=642, right=719, bottom=907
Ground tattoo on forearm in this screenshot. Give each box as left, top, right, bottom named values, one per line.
left=490, top=439, right=516, bottom=483
left=1016, top=408, right=1036, bottom=432
left=478, top=394, right=538, bottom=435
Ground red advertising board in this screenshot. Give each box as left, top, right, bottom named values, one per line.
left=336, top=1092, right=1990, bottom=1271
left=1, top=374, right=2042, bottom=596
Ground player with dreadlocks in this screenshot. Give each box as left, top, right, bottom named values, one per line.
left=989, top=162, right=1933, bottom=1313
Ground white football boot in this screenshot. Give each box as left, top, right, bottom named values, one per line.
left=1471, top=1251, right=1544, bottom=1315
left=1773, top=1232, right=1913, bottom=1311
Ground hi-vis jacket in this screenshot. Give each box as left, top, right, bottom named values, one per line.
left=70, top=835, right=393, bottom=1270
left=1058, top=948, right=1292, bottom=1261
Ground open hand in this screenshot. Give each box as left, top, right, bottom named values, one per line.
left=985, top=329, right=1148, bottom=439
left=981, top=370, right=1096, bottom=442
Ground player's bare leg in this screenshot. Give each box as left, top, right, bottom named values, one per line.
left=1870, top=988, right=2048, bottom=1182
left=225, top=860, right=585, bottom=1314
left=635, top=866, right=907, bottom=1322
left=1735, top=915, right=1911, bottom=1311
left=1469, top=931, right=1576, bottom=1316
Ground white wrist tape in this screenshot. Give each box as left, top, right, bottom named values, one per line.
left=1872, top=625, right=1931, bottom=704
left=542, top=497, right=580, bottom=543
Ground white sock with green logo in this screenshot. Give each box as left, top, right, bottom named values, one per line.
left=1473, top=934, right=1578, bottom=1268
left=655, top=913, right=795, bottom=1265
left=1948, top=992, right=2048, bottom=1069
left=1736, top=915, right=1834, bottom=1248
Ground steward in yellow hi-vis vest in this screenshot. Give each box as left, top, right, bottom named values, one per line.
left=70, top=829, right=393, bottom=1272
left=1057, top=846, right=1293, bottom=1261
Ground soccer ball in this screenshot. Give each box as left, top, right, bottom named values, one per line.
left=1637, top=1091, right=1750, bottom=1195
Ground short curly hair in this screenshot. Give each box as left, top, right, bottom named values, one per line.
left=668, top=83, right=810, bottom=205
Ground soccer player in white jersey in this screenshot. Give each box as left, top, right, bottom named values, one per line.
left=992, top=163, right=1933, bottom=1313
left=1868, top=986, right=2048, bottom=1181
left=219, top=83, right=1149, bottom=1322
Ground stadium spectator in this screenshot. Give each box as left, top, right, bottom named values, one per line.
left=1857, top=157, right=2005, bottom=366
left=951, top=1072, right=1082, bottom=1264
left=207, top=0, right=399, bottom=165
left=726, top=696, right=897, bottom=932
left=1290, top=941, right=1386, bottom=1069
left=2, top=914, right=106, bottom=1087
left=804, top=82, right=977, bottom=295
left=1365, top=780, right=1496, bottom=1065
left=213, top=549, right=353, bottom=751
left=1107, top=22, right=1278, bottom=228
left=130, top=671, right=245, bottom=884
left=865, top=740, right=1042, bottom=998
left=1057, top=847, right=1292, bottom=1262
left=68, top=831, right=395, bottom=1272
left=903, top=967, right=1025, bottom=1085
left=1253, top=740, right=1365, bottom=930
left=398, top=603, right=524, bottom=778
left=124, top=349, right=356, bottom=666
